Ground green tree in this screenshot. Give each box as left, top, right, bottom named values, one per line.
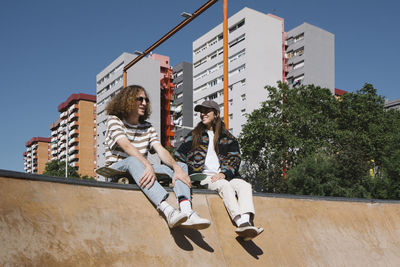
left=239, top=82, right=400, bottom=199
left=239, top=82, right=337, bottom=192
left=43, top=160, right=80, bottom=178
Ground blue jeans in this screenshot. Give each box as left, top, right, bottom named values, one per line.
left=110, top=156, right=191, bottom=206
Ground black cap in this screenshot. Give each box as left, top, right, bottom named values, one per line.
left=194, top=100, right=220, bottom=113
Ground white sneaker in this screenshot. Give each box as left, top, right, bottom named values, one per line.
left=235, top=222, right=264, bottom=241
left=166, top=209, right=188, bottom=228
left=243, top=227, right=264, bottom=241
left=180, top=211, right=211, bottom=230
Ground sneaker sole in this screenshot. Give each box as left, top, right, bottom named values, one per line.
left=236, top=227, right=258, bottom=238
left=180, top=222, right=211, bottom=230
left=169, top=215, right=188, bottom=228
left=242, top=228, right=264, bottom=241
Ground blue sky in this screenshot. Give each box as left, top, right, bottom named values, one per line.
left=1, top=0, right=399, bottom=172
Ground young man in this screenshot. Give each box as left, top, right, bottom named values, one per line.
left=105, top=85, right=210, bottom=230
left=175, top=100, right=263, bottom=240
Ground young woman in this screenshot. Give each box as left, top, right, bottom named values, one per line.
left=175, top=100, right=263, bottom=240
left=105, top=85, right=210, bottom=230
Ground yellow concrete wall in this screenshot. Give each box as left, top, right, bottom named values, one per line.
left=1, top=176, right=400, bottom=266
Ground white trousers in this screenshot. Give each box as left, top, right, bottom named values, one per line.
left=201, top=176, right=255, bottom=219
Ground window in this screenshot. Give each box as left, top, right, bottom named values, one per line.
left=241, top=94, right=246, bottom=101
left=229, top=19, right=245, bottom=34
left=294, top=33, right=304, bottom=42
left=229, top=49, right=246, bottom=63
left=176, top=82, right=183, bottom=88
left=229, top=34, right=245, bottom=48
left=294, top=47, right=304, bottom=57
left=208, top=92, right=217, bottom=100
left=293, top=61, right=304, bottom=70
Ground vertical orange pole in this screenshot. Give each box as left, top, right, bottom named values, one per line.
left=223, top=0, right=229, bottom=130
left=123, top=71, right=127, bottom=88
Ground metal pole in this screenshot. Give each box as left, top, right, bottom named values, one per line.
left=223, top=0, right=229, bottom=129
left=122, top=0, right=219, bottom=82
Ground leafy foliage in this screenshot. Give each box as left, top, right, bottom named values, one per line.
left=43, top=160, right=95, bottom=180
left=239, top=82, right=400, bottom=199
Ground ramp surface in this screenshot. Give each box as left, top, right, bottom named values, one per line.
left=1, top=170, right=400, bottom=266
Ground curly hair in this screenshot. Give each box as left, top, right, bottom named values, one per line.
left=106, top=85, right=151, bottom=122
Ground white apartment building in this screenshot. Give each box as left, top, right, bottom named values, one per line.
left=192, top=7, right=284, bottom=137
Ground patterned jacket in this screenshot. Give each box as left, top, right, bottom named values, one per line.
left=174, top=130, right=241, bottom=180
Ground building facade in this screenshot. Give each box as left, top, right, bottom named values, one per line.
left=149, top=53, right=175, bottom=147
left=385, top=99, right=400, bottom=111
left=172, top=61, right=193, bottom=148
left=50, top=93, right=97, bottom=177
left=192, top=7, right=335, bottom=137
left=192, top=7, right=284, bottom=137
left=285, top=22, right=335, bottom=91
left=96, top=52, right=161, bottom=174
left=23, top=137, right=51, bottom=174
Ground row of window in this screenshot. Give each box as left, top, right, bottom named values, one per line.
left=98, top=75, right=123, bottom=97
left=286, top=46, right=304, bottom=59
left=193, top=19, right=245, bottom=56
left=173, top=70, right=183, bottom=79
left=193, top=34, right=246, bottom=69
left=287, top=60, right=305, bottom=72
left=193, top=65, right=246, bottom=93
left=193, top=49, right=246, bottom=82
left=286, top=32, right=304, bottom=46
left=97, top=62, right=124, bottom=86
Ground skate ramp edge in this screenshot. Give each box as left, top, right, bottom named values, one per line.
left=1, top=169, right=400, bottom=266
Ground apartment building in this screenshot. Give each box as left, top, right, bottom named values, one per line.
left=50, top=93, right=97, bottom=177
left=285, top=22, right=335, bottom=91
left=96, top=52, right=161, bottom=173
left=385, top=99, right=400, bottom=111
left=192, top=7, right=284, bottom=137
left=148, top=53, right=175, bottom=147
left=192, top=7, right=335, bottom=137
left=172, top=61, right=193, bottom=148
left=23, top=137, right=51, bottom=174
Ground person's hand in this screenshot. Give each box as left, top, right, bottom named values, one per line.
left=172, top=167, right=192, bottom=188
left=139, top=165, right=157, bottom=189
left=211, top=172, right=226, bottom=183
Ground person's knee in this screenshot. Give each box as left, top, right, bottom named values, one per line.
left=125, top=156, right=144, bottom=168
left=217, top=179, right=232, bottom=192
left=232, top=178, right=252, bottom=191
left=177, top=162, right=188, bottom=173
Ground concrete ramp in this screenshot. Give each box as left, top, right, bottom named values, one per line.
left=1, top=170, right=400, bottom=266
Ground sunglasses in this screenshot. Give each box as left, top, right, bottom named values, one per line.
left=136, top=97, right=150, bottom=103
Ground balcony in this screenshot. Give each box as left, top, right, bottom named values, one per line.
left=68, top=104, right=78, bottom=114
left=68, top=145, right=79, bottom=154
left=59, top=143, right=66, bottom=150
left=69, top=128, right=79, bottom=137
left=68, top=121, right=79, bottom=130
left=69, top=154, right=79, bottom=162
left=68, top=137, right=79, bottom=146
left=68, top=112, right=79, bottom=122
left=71, top=162, right=79, bottom=168
left=51, top=150, right=57, bottom=155
left=60, top=111, right=68, bottom=119
left=60, top=119, right=67, bottom=127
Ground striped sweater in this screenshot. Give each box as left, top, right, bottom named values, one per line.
left=105, top=115, right=160, bottom=166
